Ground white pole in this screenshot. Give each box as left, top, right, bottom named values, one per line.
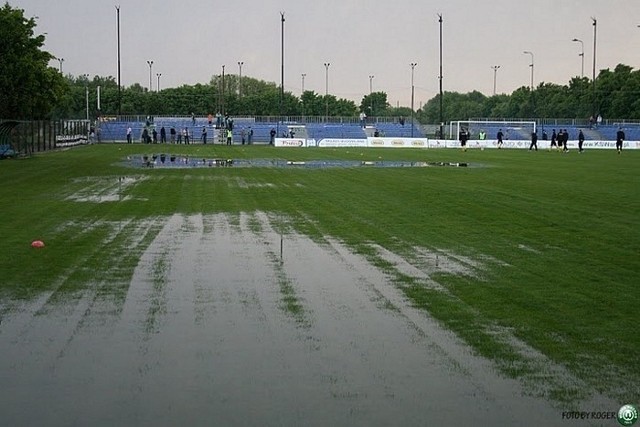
left=97, top=86, right=101, bottom=111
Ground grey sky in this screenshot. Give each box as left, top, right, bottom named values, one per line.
left=10, top=0, right=640, bottom=108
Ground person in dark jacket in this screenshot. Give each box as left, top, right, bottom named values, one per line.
left=616, top=128, right=625, bottom=154
left=578, top=129, right=585, bottom=153
left=529, top=131, right=538, bottom=151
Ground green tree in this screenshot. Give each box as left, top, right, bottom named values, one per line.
left=360, top=92, right=389, bottom=116
left=0, top=2, right=67, bottom=119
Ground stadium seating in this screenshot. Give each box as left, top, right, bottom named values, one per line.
left=373, top=122, right=425, bottom=138
left=98, top=118, right=640, bottom=144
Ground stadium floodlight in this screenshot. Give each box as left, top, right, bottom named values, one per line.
left=146, top=60, right=153, bottom=92
left=57, top=58, right=64, bottom=73
left=523, top=51, right=534, bottom=90
left=491, top=65, right=500, bottom=95
left=238, top=61, right=244, bottom=97
left=324, top=63, right=330, bottom=119
left=591, top=17, right=597, bottom=119
left=156, top=73, right=161, bottom=92
left=410, top=63, right=417, bottom=137
left=572, top=38, right=584, bottom=78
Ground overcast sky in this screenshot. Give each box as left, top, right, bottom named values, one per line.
left=9, top=0, right=640, bottom=108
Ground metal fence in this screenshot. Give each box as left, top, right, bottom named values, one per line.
left=0, top=120, right=90, bottom=157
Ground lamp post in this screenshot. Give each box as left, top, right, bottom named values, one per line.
left=156, top=73, right=161, bottom=92
left=301, top=73, right=306, bottom=116
left=438, top=13, right=444, bottom=140
left=146, top=60, right=153, bottom=92
left=591, top=17, right=597, bottom=119
left=115, top=5, right=121, bottom=116
left=83, top=74, right=90, bottom=122
left=572, top=38, right=584, bottom=78
left=324, top=62, right=330, bottom=120
left=410, top=63, right=417, bottom=137
left=238, top=61, right=244, bottom=97
left=491, top=65, right=500, bottom=95
left=221, top=64, right=225, bottom=115
left=279, top=12, right=285, bottom=136
left=57, top=58, right=64, bottom=73
left=369, top=75, right=374, bottom=115
left=523, top=51, right=534, bottom=90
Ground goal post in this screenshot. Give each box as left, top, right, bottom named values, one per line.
left=451, top=120, right=537, bottom=141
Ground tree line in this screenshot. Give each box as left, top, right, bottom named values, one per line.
left=2, top=3, right=639, bottom=123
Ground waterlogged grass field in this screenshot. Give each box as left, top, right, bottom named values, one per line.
left=1, top=143, right=638, bottom=412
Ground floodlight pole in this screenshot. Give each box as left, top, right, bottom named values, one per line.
left=116, top=5, right=121, bottom=116
left=523, top=51, right=534, bottom=90
left=572, top=38, right=584, bottom=78
left=301, top=73, right=306, bottom=116
left=147, top=60, right=153, bottom=92
left=591, top=17, right=597, bottom=119
left=238, top=61, right=244, bottom=97
left=438, top=13, right=444, bottom=140
left=491, top=65, right=500, bottom=95
left=156, top=73, right=161, bottom=92
left=410, top=63, right=417, bottom=137
left=324, top=62, right=330, bottom=120
left=57, top=58, right=64, bottom=73
left=221, top=64, right=225, bottom=115
left=279, top=12, right=285, bottom=137
left=369, top=75, right=374, bottom=115
left=83, top=74, right=90, bottom=122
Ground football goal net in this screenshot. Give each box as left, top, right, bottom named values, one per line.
left=451, top=120, right=537, bottom=141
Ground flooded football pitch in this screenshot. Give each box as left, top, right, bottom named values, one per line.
left=0, top=210, right=615, bottom=426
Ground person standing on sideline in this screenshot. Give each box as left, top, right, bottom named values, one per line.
left=562, top=129, right=569, bottom=153
left=550, top=129, right=557, bottom=150
left=126, top=126, right=132, bottom=144
left=152, top=128, right=158, bottom=144
left=578, top=129, right=585, bottom=153
left=183, top=127, right=190, bottom=144
left=248, top=127, right=254, bottom=145
left=241, top=128, right=246, bottom=145
left=226, top=129, right=233, bottom=146
left=529, top=131, right=538, bottom=151
left=459, top=127, right=468, bottom=152
left=496, top=129, right=504, bottom=149
left=160, top=126, right=166, bottom=143
left=269, top=128, right=276, bottom=145
left=201, top=126, right=207, bottom=144
left=170, top=126, right=176, bottom=144
left=616, top=127, right=625, bottom=154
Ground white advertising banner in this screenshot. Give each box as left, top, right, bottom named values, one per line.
left=317, top=138, right=368, bottom=148
left=274, top=138, right=306, bottom=148
left=368, top=138, right=428, bottom=148
left=435, top=140, right=639, bottom=150
left=274, top=137, right=638, bottom=149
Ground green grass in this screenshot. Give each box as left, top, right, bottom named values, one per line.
left=1, top=144, right=638, bottom=403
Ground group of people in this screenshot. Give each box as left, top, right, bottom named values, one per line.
left=458, top=127, right=626, bottom=153
left=547, top=129, right=581, bottom=153
left=127, top=120, right=255, bottom=145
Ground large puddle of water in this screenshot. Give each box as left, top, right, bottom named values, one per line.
left=126, top=154, right=469, bottom=169
left=0, top=213, right=613, bottom=425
